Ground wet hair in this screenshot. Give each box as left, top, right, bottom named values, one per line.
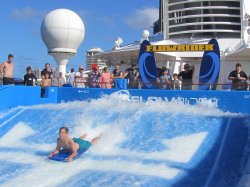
left=59, top=127, right=69, bottom=134
left=8, top=54, right=14, bottom=58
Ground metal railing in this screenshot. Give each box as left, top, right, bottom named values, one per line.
left=70, top=80, right=250, bottom=91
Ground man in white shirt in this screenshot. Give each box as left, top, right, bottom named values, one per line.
left=66, top=68, right=75, bottom=86
left=74, top=66, right=87, bottom=88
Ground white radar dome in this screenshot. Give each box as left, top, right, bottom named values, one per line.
left=142, top=30, right=150, bottom=39
left=41, top=9, right=85, bottom=54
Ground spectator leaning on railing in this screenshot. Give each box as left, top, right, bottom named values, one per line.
left=74, top=66, right=87, bottom=88
left=178, top=63, right=195, bottom=90
left=123, top=62, right=139, bottom=89
left=88, top=66, right=101, bottom=88
left=158, top=68, right=172, bottom=90
left=57, top=72, right=66, bottom=87
left=100, top=67, right=112, bottom=88
left=228, top=63, right=248, bottom=91
left=172, top=73, right=181, bottom=90
left=111, top=65, right=123, bottom=79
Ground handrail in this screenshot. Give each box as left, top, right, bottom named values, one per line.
left=71, top=80, right=249, bottom=91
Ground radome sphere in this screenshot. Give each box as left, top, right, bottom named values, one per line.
left=41, top=9, right=85, bottom=54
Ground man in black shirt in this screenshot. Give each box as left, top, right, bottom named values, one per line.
left=228, top=63, right=248, bottom=91
left=111, top=65, right=123, bottom=79
left=123, top=62, right=139, bottom=89
left=41, top=63, right=52, bottom=78
left=24, top=66, right=37, bottom=86
left=178, top=63, right=195, bottom=90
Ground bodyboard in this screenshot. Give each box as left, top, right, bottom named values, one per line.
left=49, top=149, right=88, bottom=162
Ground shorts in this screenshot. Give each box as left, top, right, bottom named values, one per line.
left=3, top=77, right=14, bottom=85
left=73, top=138, right=92, bottom=151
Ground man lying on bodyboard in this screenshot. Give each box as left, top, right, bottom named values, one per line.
left=48, top=127, right=101, bottom=162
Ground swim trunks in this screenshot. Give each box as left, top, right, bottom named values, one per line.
left=73, top=138, right=92, bottom=151
left=3, top=77, right=14, bottom=85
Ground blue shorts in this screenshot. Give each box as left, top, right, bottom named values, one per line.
left=73, top=138, right=92, bottom=151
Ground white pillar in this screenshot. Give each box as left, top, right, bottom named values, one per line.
left=52, top=53, right=73, bottom=77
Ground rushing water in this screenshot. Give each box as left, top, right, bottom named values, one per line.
left=0, top=92, right=247, bottom=187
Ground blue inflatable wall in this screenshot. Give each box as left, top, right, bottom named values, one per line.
left=0, top=86, right=250, bottom=186
left=0, top=86, right=250, bottom=114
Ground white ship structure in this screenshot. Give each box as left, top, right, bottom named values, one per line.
left=98, top=0, right=250, bottom=89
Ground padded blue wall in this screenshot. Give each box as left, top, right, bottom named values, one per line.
left=0, top=86, right=250, bottom=114
left=0, top=86, right=57, bottom=109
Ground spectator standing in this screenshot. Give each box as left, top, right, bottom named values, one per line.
left=57, top=72, right=66, bottom=87
left=24, top=66, right=37, bottom=86
left=172, top=73, right=181, bottom=90
left=74, top=66, right=87, bottom=88
left=0, top=54, right=15, bottom=85
left=123, top=62, right=140, bottom=89
left=88, top=66, right=101, bottom=88
left=67, top=68, right=75, bottom=86
left=178, top=63, right=195, bottom=90
left=100, top=67, right=112, bottom=88
left=111, top=65, right=123, bottom=79
left=41, top=63, right=52, bottom=78
left=228, top=63, right=248, bottom=91
left=159, top=68, right=172, bottom=90
left=50, top=68, right=58, bottom=86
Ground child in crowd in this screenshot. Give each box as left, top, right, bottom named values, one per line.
left=159, top=68, right=172, bottom=89
left=48, top=127, right=101, bottom=162
left=172, top=73, right=182, bottom=90
left=24, top=66, right=37, bottom=86
left=40, top=72, right=51, bottom=87
left=40, top=72, right=51, bottom=97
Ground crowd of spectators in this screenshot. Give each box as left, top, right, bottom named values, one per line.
left=0, top=53, right=249, bottom=91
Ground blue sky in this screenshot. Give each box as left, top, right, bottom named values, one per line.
left=0, top=0, right=159, bottom=78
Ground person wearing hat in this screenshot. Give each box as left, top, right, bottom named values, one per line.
left=178, top=63, right=195, bottom=90
left=88, top=65, right=101, bottom=88
left=123, top=62, right=140, bottom=89
left=74, top=66, right=87, bottom=88
left=24, top=66, right=37, bottom=86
